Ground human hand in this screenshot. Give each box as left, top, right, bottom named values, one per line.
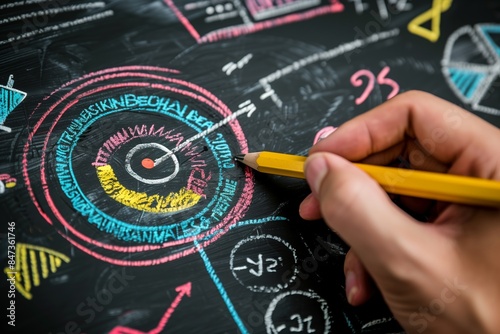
left=299, top=91, right=500, bottom=333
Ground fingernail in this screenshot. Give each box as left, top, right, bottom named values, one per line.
left=299, top=193, right=312, bottom=212
left=345, top=271, right=358, bottom=305
left=313, top=126, right=337, bottom=144
left=304, top=154, right=328, bottom=196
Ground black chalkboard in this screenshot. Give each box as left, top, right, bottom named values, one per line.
left=1, top=0, right=499, bottom=333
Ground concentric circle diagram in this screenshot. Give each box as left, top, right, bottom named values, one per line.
left=23, top=66, right=254, bottom=266
left=442, top=23, right=500, bottom=116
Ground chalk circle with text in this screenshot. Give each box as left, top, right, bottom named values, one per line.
left=22, top=66, right=254, bottom=266
left=230, top=234, right=298, bottom=293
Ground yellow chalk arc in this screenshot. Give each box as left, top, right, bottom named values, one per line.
left=96, top=164, right=202, bottom=213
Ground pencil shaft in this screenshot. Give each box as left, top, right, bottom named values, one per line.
left=238, top=151, right=500, bottom=207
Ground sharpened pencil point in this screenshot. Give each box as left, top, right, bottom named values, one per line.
left=233, top=154, right=245, bottom=162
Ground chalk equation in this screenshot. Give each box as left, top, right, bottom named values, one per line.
left=230, top=234, right=298, bottom=293
left=350, top=66, right=399, bottom=105
left=265, top=290, right=331, bottom=334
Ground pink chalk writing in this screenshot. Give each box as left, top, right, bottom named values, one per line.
left=376, top=66, right=399, bottom=100
left=350, top=69, right=375, bottom=105
left=350, top=66, right=399, bottom=105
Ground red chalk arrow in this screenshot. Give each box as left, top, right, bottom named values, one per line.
left=150, top=282, right=191, bottom=334
left=110, top=282, right=192, bottom=334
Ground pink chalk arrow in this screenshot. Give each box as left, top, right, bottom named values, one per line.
left=110, top=282, right=192, bottom=334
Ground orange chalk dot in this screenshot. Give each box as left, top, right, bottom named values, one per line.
left=141, top=158, right=155, bottom=169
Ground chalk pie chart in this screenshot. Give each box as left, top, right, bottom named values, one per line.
left=23, top=66, right=253, bottom=266
left=442, top=24, right=500, bottom=116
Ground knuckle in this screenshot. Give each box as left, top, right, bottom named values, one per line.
left=318, top=172, right=365, bottom=221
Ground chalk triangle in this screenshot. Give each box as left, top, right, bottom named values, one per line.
left=4, top=244, right=70, bottom=300
left=0, top=85, right=27, bottom=122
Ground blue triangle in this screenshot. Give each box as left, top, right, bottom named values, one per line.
left=448, top=68, right=487, bottom=99
left=479, top=25, right=500, bottom=57
left=0, top=86, right=26, bottom=123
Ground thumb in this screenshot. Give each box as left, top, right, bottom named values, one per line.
left=304, top=153, right=422, bottom=277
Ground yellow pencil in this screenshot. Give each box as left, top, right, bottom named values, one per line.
left=234, top=151, right=500, bottom=207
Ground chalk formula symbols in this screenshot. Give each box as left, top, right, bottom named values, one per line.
left=350, top=66, right=399, bottom=105
left=230, top=234, right=298, bottom=293
left=265, top=290, right=331, bottom=334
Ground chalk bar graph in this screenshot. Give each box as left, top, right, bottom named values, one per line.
left=0, top=77, right=26, bottom=132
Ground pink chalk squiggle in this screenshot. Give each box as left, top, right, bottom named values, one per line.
left=350, top=66, right=399, bottom=105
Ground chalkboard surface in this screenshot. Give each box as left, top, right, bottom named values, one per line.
left=1, top=1, right=499, bottom=333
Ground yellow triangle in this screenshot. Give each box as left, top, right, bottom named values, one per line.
left=408, top=0, right=453, bottom=42
left=4, top=267, right=32, bottom=300
left=4, top=243, right=70, bottom=300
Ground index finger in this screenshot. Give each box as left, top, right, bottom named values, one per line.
left=310, top=91, right=500, bottom=179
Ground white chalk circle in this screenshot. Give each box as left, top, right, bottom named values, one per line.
left=125, top=142, right=180, bottom=184
left=229, top=234, right=298, bottom=293
left=442, top=24, right=500, bottom=116
left=265, top=290, right=331, bottom=334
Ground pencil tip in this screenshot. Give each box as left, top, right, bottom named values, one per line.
left=233, top=154, right=244, bottom=162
